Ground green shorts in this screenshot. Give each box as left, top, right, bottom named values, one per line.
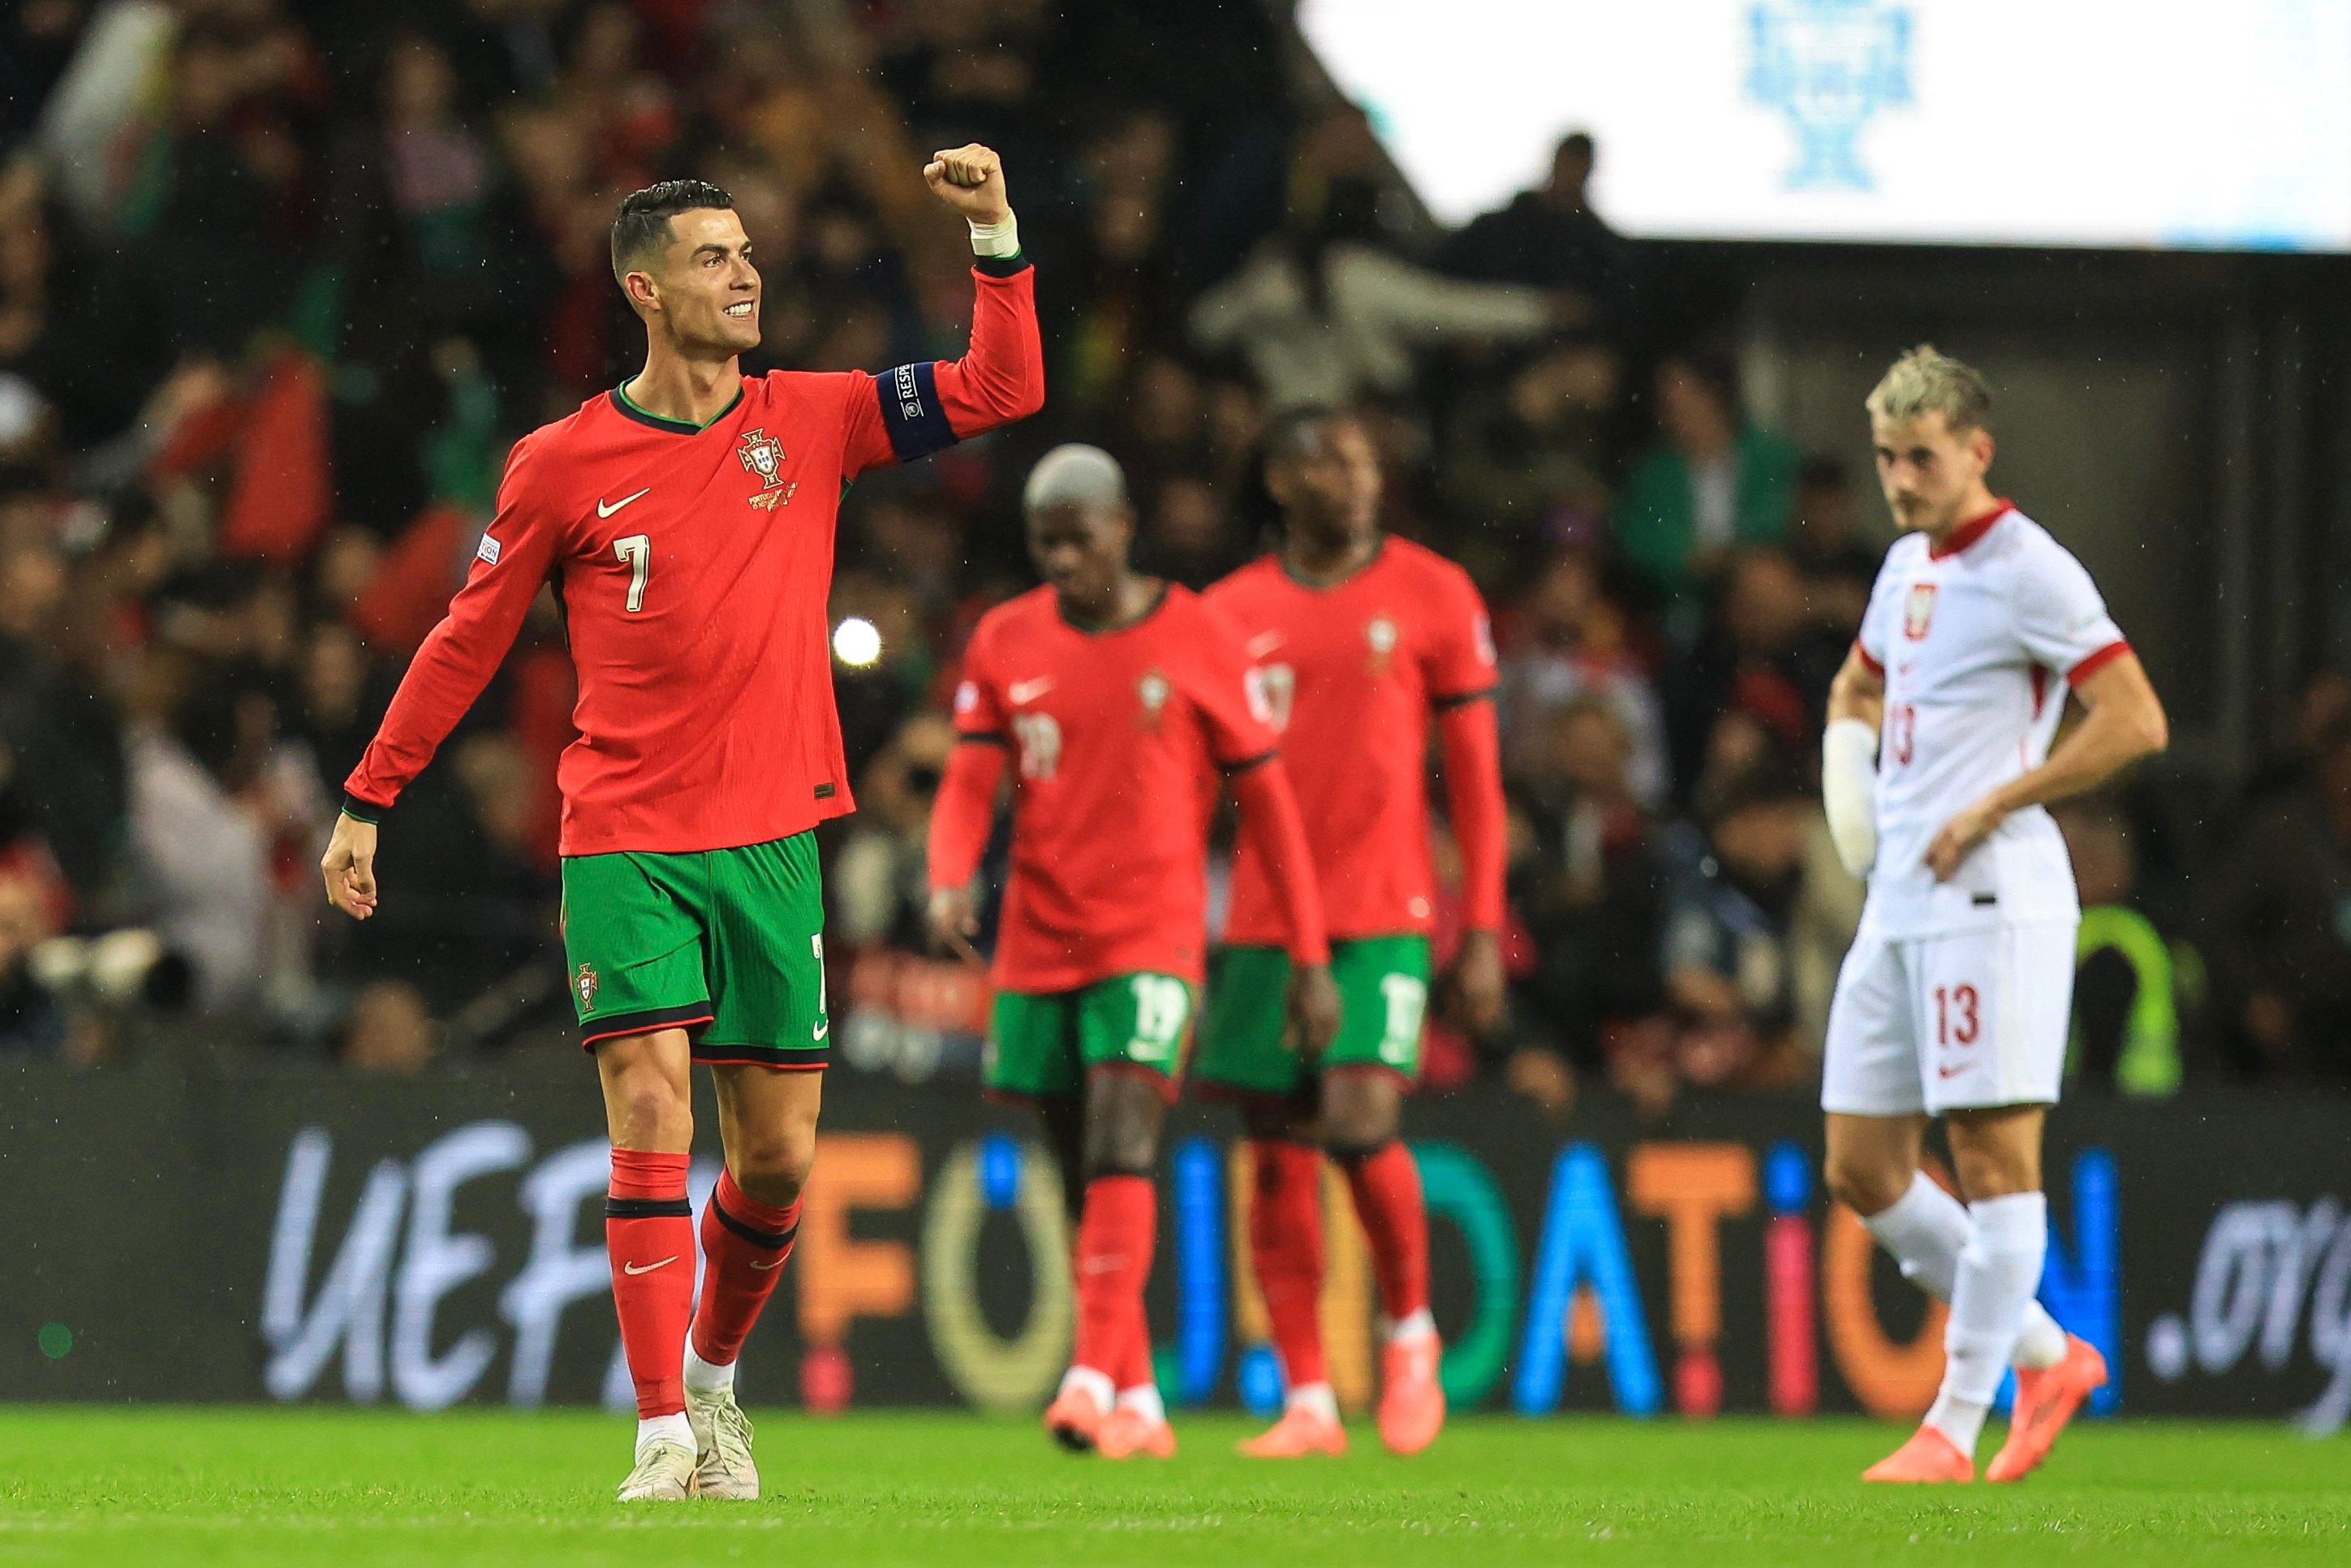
left=561, top=832, right=828, bottom=1067
left=1195, top=934, right=1432, bottom=1100
left=986, top=973, right=1195, bottom=1101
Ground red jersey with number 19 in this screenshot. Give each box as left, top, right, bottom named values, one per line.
left=944, top=585, right=1281, bottom=993
left=343, top=260, right=1043, bottom=855
left=1208, top=536, right=1499, bottom=945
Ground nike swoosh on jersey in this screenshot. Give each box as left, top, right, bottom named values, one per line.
left=1246, top=631, right=1285, bottom=657
left=622, top=1256, right=678, bottom=1275
left=597, top=488, right=652, bottom=518
left=749, top=1256, right=787, bottom=1271
left=1008, top=678, right=1055, bottom=704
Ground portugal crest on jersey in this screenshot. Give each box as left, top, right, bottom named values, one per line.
left=1365, top=614, right=1400, bottom=676
left=1137, top=670, right=1171, bottom=727
left=575, top=963, right=600, bottom=1012
left=1903, top=582, right=1938, bottom=640
left=738, top=429, right=790, bottom=511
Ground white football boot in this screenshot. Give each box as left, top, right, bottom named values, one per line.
left=615, top=1437, right=698, bottom=1502
left=687, top=1385, right=760, bottom=1500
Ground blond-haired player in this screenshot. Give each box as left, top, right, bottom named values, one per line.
left=1819, top=347, right=2168, bottom=1484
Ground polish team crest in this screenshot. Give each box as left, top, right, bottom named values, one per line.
left=738, top=429, right=792, bottom=511
left=1903, top=581, right=1937, bottom=640
left=575, top=963, right=600, bottom=1011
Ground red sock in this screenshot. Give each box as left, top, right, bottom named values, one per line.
left=691, top=1168, right=801, bottom=1368
left=1072, top=1174, right=1155, bottom=1382
left=1249, top=1139, right=1328, bottom=1389
left=607, top=1148, right=695, bottom=1419
left=1341, top=1140, right=1429, bottom=1324
left=1117, top=1279, right=1158, bottom=1395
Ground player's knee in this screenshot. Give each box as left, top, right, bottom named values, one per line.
left=1317, top=1071, right=1401, bottom=1151
left=730, top=1124, right=816, bottom=1205
left=1824, top=1153, right=1910, bottom=1218
left=1081, top=1128, right=1158, bottom=1183
left=606, top=1068, right=691, bottom=1148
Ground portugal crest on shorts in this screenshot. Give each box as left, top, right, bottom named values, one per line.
left=738, top=429, right=790, bottom=511
left=1903, top=581, right=1938, bottom=640
left=575, top=963, right=600, bottom=1012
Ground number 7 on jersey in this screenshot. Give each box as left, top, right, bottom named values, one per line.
left=614, top=534, right=650, bottom=613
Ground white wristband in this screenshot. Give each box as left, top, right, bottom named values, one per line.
left=1821, top=717, right=1880, bottom=878
left=967, top=212, right=1020, bottom=259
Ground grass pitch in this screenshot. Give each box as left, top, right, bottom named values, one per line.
left=0, top=1409, right=2343, bottom=1567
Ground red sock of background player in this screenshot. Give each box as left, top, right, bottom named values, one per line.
left=1248, top=1139, right=1333, bottom=1419
left=1340, top=1140, right=1432, bottom=1342
left=685, top=1167, right=800, bottom=1400
left=1113, top=1266, right=1164, bottom=1424
left=607, top=1148, right=695, bottom=1454
left=1065, top=1174, right=1154, bottom=1414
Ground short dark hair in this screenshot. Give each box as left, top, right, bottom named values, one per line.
left=609, top=179, right=735, bottom=286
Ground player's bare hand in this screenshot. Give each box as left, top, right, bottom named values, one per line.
left=321, top=812, right=380, bottom=920
left=1925, top=794, right=2008, bottom=881
left=924, top=144, right=1010, bottom=225
left=926, top=884, right=984, bottom=967
left=1447, top=928, right=1508, bottom=1035
left=1285, top=961, right=1342, bottom=1058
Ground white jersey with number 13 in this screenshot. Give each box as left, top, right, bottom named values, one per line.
left=1853, top=502, right=2129, bottom=939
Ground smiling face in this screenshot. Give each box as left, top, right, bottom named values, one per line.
left=621, top=207, right=762, bottom=357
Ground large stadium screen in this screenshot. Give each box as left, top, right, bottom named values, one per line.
left=1299, top=0, right=2351, bottom=252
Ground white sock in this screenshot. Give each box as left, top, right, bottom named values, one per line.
left=635, top=1411, right=693, bottom=1458
left=1115, top=1384, right=1166, bottom=1424
left=1285, top=1381, right=1339, bottom=1423
left=1924, top=1389, right=1989, bottom=1455
left=1059, top=1364, right=1114, bottom=1413
left=1864, top=1172, right=2069, bottom=1370
left=683, top=1342, right=734, bottom=1398
left=1380, top=1308, right=1437, bottom=1345
left=1934, top=1191, right=2049, bottom=1457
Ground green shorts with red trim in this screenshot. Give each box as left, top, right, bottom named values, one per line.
left=1193, top=934, right=1432, bottom=1101
left=985, top=973, right=1195, bottom=1101
left=560, top=832, right=829, bottom=1068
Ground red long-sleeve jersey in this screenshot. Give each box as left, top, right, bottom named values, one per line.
left=928, top=584, right=1328, bottom=994
left=1205, top=536, right=1506, bottom=946
left=343, top=259, right=1043, bottom=854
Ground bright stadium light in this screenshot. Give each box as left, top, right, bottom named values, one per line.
left=832, top=615, right=883, bottom=667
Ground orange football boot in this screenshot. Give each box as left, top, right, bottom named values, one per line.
left=1096, top=1407, right=1178, bottom=1460
left=1986, top=1335, right=2109, bottom=1483
left=1862, top=1424, right=1975, bottom=1484
left=1044, top=1384, right=1109, bottom=1453
left=1237, top=1404, right=1348, bottom=1458
left=1376, top=1334, right=1446, bottom=1456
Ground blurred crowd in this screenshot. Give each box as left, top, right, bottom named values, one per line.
left=0, top=0, right=2337, bottom=1106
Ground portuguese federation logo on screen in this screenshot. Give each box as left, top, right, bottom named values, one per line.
left=1746, top=0, right=1914, bottom=192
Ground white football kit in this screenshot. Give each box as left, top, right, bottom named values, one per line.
left=1823, top=502, right=2130, bottom=1116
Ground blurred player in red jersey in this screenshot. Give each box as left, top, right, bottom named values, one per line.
left=1195, top=409, right=1508, bottom=1458
left=927, top=445, right=1340, bottom=1460
left=320, top=149, right=1043, bottom=1501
